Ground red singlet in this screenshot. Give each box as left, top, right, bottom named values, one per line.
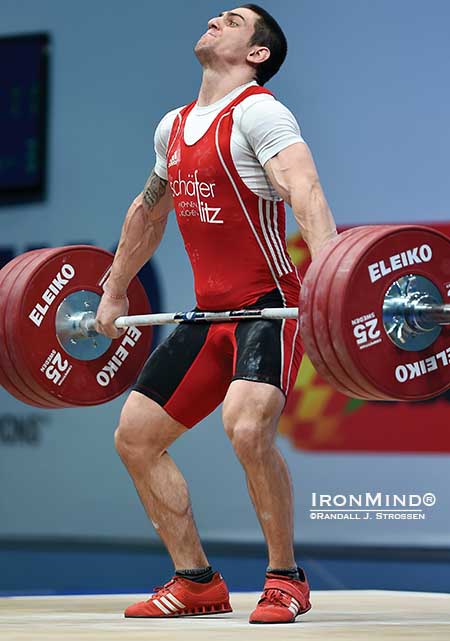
left=166, top=85, right=301, bottom=311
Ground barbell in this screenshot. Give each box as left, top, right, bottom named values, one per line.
left=0, top=224, right=449, bottom=409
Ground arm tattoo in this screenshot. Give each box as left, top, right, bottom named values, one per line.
left=142, top=170, right=168, bottom=209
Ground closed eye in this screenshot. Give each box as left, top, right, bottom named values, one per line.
left=218, top=11, right=245, bottom=26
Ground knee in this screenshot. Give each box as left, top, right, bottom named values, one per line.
left=223, top=410, right=274, bottom=465
left=115, top=392, right=185, bottom=468
left=114, top=419, right=132, bottom=460
left=114, top=421, right=143, bottom=466
left=233, top=425, right=268, bottom=465
left=114, top=409, right=159, bottom=465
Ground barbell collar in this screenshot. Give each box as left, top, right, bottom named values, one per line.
left=383, top=298, right=450, bottom=332
left=409, top=302, right=450, bottom=328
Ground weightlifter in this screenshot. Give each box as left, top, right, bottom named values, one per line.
left=95, top=4, right=337, bottom=624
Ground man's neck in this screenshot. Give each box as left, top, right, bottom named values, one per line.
left=197, top=68, right=255, bottom=106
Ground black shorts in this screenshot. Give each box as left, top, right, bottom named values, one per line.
left=133, top=289, right=303, bottom=428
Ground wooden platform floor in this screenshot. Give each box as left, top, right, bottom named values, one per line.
left=1, top=590, right=449, bottom=640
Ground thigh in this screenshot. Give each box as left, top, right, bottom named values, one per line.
left=233, top=317, right=303, bottom=396
left=119, top=390, right=188, bottom=453
left=133, top=322, right=233, bottom=428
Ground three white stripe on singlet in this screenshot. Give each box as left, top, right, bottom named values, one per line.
left=258, top=198, right=293, bottom=278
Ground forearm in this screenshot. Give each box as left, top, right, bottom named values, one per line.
left=105, top=171, right=171, bottom=295
left=290, top=179, right=337, bottom=259
left=105, top=198, right=166, bottom=294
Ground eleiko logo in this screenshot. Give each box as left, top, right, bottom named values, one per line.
left=96, top=326, right=142, bottom=387
left=29, top=264, right=76, bottom=327
left=368, top=244, right=433, bottom=283
left=395, top=347, right=450, bottom=382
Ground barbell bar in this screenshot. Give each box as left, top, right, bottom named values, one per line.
left=69, top=296, right=450, bottom=335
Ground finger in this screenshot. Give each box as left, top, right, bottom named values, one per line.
left=95, top=320, right=125, bottom=339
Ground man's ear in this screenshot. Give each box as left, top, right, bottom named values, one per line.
left=247, top=46, right=271, bottom=65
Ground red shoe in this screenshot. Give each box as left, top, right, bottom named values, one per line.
left=124, top=572, right=232, bottom=618
left=249, top=568, right=312, bottom=624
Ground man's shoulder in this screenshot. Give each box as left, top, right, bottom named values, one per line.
left=233, top=93, right=299, bottom=137
left=234, top=92, right=288, bottom=120
left=155, top=105, right=188, bottom=147
left=158, top=105, right=186, bottom=129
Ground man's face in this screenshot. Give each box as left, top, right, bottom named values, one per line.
left=194, top=7, right=259, bottom=66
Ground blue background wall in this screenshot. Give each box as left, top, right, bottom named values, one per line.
left=2, top=0, right=449, bottom=246
left=1, top=0, right=449, bottom=594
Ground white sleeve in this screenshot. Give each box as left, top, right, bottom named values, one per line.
left=153, top=107, right=183, bottom=180
left=236, top=96, right=305, bottom=167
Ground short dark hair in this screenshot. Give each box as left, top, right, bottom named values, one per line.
left=241, top=4, right=287, bottom=85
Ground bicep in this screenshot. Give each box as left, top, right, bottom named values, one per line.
left=264, top=142, right=319, bottom=203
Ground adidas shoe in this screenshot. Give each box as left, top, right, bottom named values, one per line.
left=124, top=571, right=232, bottom=618
left=249, top=568, right=311, bottom=624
